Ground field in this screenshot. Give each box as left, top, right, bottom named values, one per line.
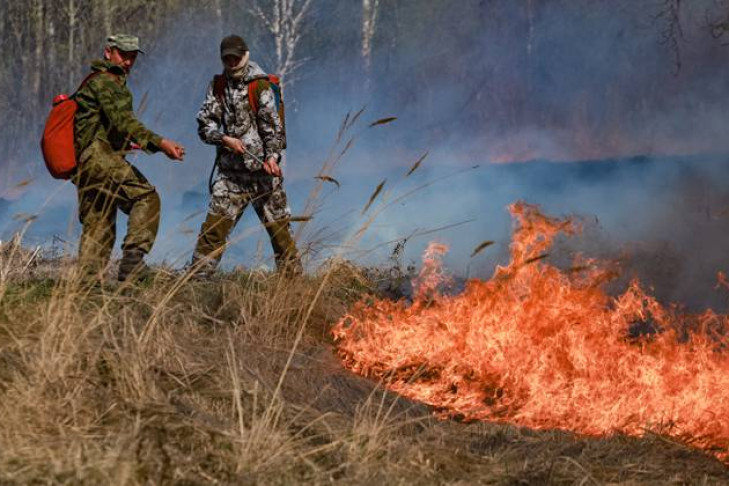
left=1, top=236, right=729, bottom=485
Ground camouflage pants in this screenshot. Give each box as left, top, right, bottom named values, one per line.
left=72, top=139, right=160, bottom=279
left=192, top=170, right=300, bottom=272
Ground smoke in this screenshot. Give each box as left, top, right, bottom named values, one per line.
left=2, top=0, right=729, bottom=309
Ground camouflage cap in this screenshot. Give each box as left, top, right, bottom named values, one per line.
left=107, top=34, right=145, bottom=54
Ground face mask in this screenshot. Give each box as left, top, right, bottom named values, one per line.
left=224, top=52, right=250, bottom=80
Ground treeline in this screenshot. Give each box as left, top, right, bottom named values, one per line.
left=0, top=0, right=359, bottom=162
left=1, top=0, right=727, bottom=175
left=0, top=0, right=221, bottom=157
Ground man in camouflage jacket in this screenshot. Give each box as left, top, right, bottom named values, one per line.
left=73, top=34, right=185, bottom=283
left=191, top=35, right=300, bottom=276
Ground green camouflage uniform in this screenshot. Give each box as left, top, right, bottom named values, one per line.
left=72, top=58, right=163, bottom=280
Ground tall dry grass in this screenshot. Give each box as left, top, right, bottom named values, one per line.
left=0, top=255, right=390, bottom=484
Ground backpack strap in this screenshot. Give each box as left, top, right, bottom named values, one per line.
left=246, top=74, right=286, bottom=150
left=246, top=75, right=273, bottom=115
left=213, top=74, right=226, bottom=105
left=213, top=74, right=274, bottom=114
left=248, top=80, right=260, bottom=114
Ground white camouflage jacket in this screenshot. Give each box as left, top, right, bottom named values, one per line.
left=197, top=61, right=283, bottom=173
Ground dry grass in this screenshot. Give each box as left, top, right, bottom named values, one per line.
left=0, top=251, right=728, bottom=485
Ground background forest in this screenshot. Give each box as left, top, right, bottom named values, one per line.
left=3, top=0, right=729, bottom=305
left=3, top=0, right=729, bottom=167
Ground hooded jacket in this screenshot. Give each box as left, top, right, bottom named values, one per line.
left=74, top=59, right=163, bottom=155
left=196, top=61, right=283, bottom=173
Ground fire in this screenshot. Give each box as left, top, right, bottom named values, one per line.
left=333, top=202, right=729, bottom=458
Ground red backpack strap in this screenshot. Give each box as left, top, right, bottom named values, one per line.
left=247, top=79, right=260, bottom=114
left=213, top=74, right=226, bottom=104
left=247, top=75, right=274, bottom=114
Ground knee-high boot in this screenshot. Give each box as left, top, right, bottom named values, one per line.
left=191, top=212, right=236, bottom=276
left=265, top=219, right=302, bottom=275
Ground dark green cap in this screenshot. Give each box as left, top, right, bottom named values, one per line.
left=107, top=34, right=145, bottom=54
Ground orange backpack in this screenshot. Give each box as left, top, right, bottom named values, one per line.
left=213, top=73, right=287, bottom=149
left=40, top=72, right=107, bottom=179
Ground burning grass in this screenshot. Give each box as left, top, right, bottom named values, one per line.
left=334, top=202, right=729, bottom=467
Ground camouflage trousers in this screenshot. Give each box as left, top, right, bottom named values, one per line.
left=192, top=169, right=300, bottom=273
left=72, top=139, right=160, bottom=279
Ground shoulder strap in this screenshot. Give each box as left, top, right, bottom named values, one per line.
left=213, top=74, right=226, bottom=104
left=246, top=75, right=272, bottom=114
left=248, top=80, right=260, bottom=114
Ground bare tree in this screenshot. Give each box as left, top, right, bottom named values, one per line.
left=653, top=0, right=684, bottom=74
left=362, top=0, right=379, bottom=72
left=0, top=0, right=216, bottom=166
left=213, top=0, right=223, bottom=35
left=101, top=0, right=112, bottom=37
left=32, top=0, right=45, bottom=108
left=66, top=0, right=78, bottom=86
left=706, top=1, right=729, bottom=42
left=249, top=0, right=313, bottom=83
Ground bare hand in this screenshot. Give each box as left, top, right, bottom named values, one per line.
left=159, top=138, right=185, bottom=161
left=222, top=135, right=247, bottom=156
left=263, top=157, right=282, bottom=177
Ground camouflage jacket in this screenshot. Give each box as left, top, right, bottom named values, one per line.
left=74, top=59, right=163, bottom=155
left=197, top=61, right=283, bottom=173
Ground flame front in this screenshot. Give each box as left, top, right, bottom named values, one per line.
left=333, top=202, right=729, bottom=458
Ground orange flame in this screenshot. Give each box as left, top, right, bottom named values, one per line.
left=333, top=202, right=729, bottom=459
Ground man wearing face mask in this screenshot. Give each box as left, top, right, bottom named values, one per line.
left=73, top=34, right=186, bottom=283
left=191, top=34, right=301, bottom=277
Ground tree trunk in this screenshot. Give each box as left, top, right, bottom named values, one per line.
left=362, top=0, right=379, bottom=73
left=249, top=0, right=312, bottom=84
left=526, top=0, right=534, bottom=97
left=214, top=0, right=223, bottom=35
left=102, top=0, right=112, bottom=36
left=273, top=0, right=284, bottom=73
left=68, top=0, right=76, bottom=87
left=46, top=13, right=56, bottom=96
left=33, top=0, right=45, bottom=119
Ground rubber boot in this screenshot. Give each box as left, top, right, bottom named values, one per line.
left=190, top=212, right=236, bottom=279
left=265, top=219, right=302, bottom=276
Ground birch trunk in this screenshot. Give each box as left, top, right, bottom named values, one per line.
left=214, top=0, right=223, bottom=34
left=250, top=0, right=312, bottom=84
left=46, top=15, right=56, bottom=95
left=102, top=0, right=112, bottom=36
left=33, top=0, right=45, bottom=109
left=67, top=0, right=76, bottom=87
left=362, top=0, right=379, bottom=72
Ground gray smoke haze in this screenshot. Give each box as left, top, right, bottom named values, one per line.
left=2, top=0, right=729, bottom=309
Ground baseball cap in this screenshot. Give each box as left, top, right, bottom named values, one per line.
left=107, top=34, right=145, bottom=54
left=220, top=35, right=248, bottom=58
